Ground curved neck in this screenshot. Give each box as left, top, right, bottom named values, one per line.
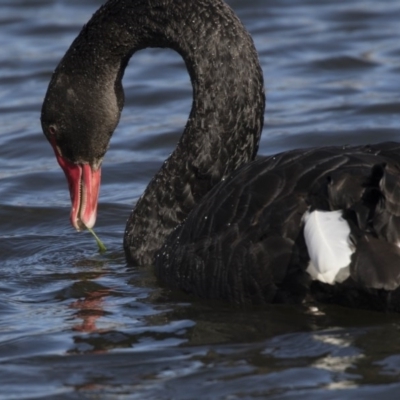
left=61, top=0, right=265, bottom=264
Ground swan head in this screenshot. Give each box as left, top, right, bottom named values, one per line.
left=41, top=67, right=123, bottom=231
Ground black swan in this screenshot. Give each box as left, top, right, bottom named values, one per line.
left=41, top=0, right=400, bottom=310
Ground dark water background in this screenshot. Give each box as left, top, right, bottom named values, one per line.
left=2, top=0, right=400, bottom=398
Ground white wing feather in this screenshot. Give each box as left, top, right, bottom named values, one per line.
left=303, top=210, right=353, bottom=284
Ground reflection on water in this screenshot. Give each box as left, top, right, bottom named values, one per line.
left=69, top=278, right=110, bottom=335
left=2, top=0, right=400, bottom=398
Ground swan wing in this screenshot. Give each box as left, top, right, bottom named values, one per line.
left=303, top=210, right=353, bottom=284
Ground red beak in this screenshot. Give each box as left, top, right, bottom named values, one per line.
left=50, top=143, right=101, bottom=231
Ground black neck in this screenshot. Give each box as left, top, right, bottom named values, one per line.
left=60, top=0, right=265, bottom=265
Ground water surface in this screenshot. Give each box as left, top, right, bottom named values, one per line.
left=2, top=0, right=400, bottom=398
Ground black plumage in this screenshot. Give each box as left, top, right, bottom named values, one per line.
left=41, top=0, right=400, bottom=311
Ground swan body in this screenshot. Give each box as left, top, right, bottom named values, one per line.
left=41, top=0, right=400, bottom=310
left=155, top=144, right=400, bottom=307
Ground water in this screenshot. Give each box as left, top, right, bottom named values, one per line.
left=2, top=0, right=400, bottom=398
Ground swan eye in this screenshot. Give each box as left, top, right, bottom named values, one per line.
left=49, top=125, right=57, bottom=136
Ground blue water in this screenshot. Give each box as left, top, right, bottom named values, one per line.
left=2, top=0, right=400, bottom=398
